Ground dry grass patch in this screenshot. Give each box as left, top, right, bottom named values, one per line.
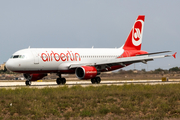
left=0, top=84, right=180, bottom=119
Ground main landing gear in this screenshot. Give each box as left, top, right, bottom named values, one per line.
left=56, top=74, right=66, bottom=85
left=91, top=77, right=101, bottom=84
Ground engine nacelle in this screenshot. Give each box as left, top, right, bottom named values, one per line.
left=23, top=73, right=47, bottom=81
left=75, top=66, right=98, bottom=80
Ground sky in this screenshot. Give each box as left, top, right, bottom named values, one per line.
left=0, top=0, right=179, bottom=71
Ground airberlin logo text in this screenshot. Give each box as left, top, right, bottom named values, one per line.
left=41, top=51, right=81, bottom=62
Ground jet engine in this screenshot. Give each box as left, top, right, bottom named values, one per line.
left=23, top=73, right=47, bottom=81
left=75, top=66, right=99, bottom=79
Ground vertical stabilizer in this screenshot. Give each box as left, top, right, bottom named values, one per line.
left=123, top=15, right=145, bottom=50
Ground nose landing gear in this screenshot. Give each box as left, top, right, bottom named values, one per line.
left=24, top=74, right=32, bottom=86
left=25, top=80, right=31, bottom=86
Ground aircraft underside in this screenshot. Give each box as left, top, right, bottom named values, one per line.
left=22, top=64, right=127, bottom=86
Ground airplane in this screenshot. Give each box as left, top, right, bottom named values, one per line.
left=5, top=15, right=176, bottom=86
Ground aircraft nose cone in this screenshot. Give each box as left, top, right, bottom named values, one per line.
left=6, top=60, right=15, bottom=71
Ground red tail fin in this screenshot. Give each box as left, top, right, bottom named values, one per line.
left=123, top=15, right=145, bottom=50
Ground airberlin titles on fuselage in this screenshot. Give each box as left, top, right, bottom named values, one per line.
left=41, top=51, right=81, bottom=62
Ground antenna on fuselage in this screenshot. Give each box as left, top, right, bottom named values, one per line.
left=28, top=46, right=31, bottom=49
left=92, top=46, right=94, bottom=49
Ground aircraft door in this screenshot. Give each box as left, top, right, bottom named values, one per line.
left=31, top=51, right=39, bottom=64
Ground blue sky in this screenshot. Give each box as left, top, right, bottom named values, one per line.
left=0, top=1, right=179, bottom=70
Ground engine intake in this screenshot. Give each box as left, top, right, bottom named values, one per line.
left=75, top=66, right=98, bottom=80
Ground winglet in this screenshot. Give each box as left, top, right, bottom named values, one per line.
left=172, top=52, right=177, bottom=59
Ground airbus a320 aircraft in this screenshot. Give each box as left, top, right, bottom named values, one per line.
left=6, top=15, right=176, bottom=86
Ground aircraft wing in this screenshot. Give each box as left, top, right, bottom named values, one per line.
left=95, top=54, right=170, bottom=66
left=69, top=53, right=174, bottom=69
left=136, top=51, right=171, bottom=56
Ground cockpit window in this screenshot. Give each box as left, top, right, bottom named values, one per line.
left=13, top=55, right=19, bottom=58
left=11, top=55, right=25, bottom=59
left=19, top=55, right=24, bottom=58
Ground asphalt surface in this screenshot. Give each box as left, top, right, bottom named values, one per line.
left=0, top=79, right=180, bottom=89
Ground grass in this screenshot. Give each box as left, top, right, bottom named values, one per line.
left=1, top=84, right=180, bottom=119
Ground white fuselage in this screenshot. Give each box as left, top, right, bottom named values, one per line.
left=6, top=15, right=147, bottom=76
left=6, top=47, right=124, bottom=73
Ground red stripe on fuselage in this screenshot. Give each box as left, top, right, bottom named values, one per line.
left=13, top=64, right=130, bottom=74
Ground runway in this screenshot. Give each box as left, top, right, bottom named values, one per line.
left=0, top=79, right=180, bottom=89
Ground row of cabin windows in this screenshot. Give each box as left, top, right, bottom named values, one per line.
left=79, top=55, right=119, bottom=58
left=41, top=55, right=119, bottom=58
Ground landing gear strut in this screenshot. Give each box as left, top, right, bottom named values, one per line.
left=56, top=73, right=66, bottom=85
left=91, top=77, right=101, bottom=84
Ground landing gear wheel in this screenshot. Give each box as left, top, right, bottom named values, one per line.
left=25, top=80, right=31, bottom=86
left=62, top=78, right=66, bottom=84
left=91, top=77, right=101, bottom=84
left=91, top=78, right=96, bottom=84
left=56, top=78, right=61, bottom=85
left=96, top=77, right=101, bottom=84
left=56, top=78, right=66, bottom=85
